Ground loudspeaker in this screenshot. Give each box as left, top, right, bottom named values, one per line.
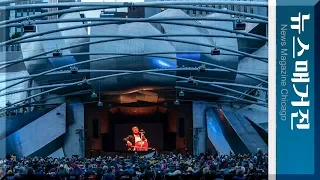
left=164, top=132, right=176, bottom=150
left=92, top=119, right=100, bottom=138
left=178, top=118, right=185, bottom=137
left=101, top=133, right=112, bottom=151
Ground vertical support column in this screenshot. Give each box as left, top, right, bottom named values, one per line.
left=64, top=98, right=85, bottom=157
left=26, top=80, right=33, bottom=112
left=257, top=90, right=267, bottom=104
left=192, top=101, right=207, bottom=155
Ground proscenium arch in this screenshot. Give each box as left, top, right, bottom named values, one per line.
left=0, top=70, right=267, bottom=111
left=0, top=51, right=267, bottom=93
left=0, top=68, right=266, bottom=103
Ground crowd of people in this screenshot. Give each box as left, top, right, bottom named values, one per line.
left=0, top=150, right=268, bottom=180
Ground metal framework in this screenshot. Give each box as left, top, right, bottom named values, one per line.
left=1, top=69, right=267, bottom=112
left=0, top=1, right=268, bottom=110
left=0, top=52, right=267, bottom=94
left=1, top=68, right=265, bottom=102
left=1, top=34, right=267, bottom=69
left=0, top=20, right=267, bottom=49
left=0, top=17, right=268, bottom=29
left=0, top=2, right=267, bottom=26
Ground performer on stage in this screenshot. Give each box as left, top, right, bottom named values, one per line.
left=123, top=126, right=148, bottom=151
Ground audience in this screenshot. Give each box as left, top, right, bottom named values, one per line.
left=0, top=151, right=268, bottom=180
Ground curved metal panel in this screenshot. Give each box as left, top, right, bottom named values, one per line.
left=0, top=104, right=66, bottom=157
left=206, top=108, right=233, bottom=155
left=21, top=23, right=88, bottom=86
left=58, top=12, right=89, bottom=60
left=199, top=11, right=239, bottom=84
left=235, top=43, right=268, bottom=86
left=221, top=109, right=267, bottom=153
left=90, top=22, right=177, bottom=91
left=153, top=9, right=238, bottom=84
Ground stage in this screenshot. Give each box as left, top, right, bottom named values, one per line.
left=84, top=102, right=194, bottom=157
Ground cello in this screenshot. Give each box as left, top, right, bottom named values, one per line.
left=133, top=131, right=148, bottom=151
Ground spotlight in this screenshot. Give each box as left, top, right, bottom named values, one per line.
left=53, top=49, right=62, bottom=57
left=174, top=99, right=180, bottom=105
left=211, top=48, right=220, bottom=55
left=5, top=101, right=11, bottom=107
left=198, top=64, right=206, bottom=72
left=179, top=90, right=184, bottom=97
left=23, top=21, right=36, bottom=33
left=233, top=20, right=246, bottom=30
left=97, top=101, right=103, bottom=107
left=70, top=66, right=78, bottom=74
left=91, top=92, right=97, bottom=99
left=163, top=102, right=168, bottom=107
left=187, top=76, right=194, bottom=83
left=83, top=77, right=90, bottom=85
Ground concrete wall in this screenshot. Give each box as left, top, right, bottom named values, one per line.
left=221, top=109, right=267, bottom=153
left=192, top=101, right=207, bottom=155
left=64, top=98, right=85, bottom=157
left=0, top=104, right=66, bottom=158
left=206, top=108, right=233, bottom=155
left=174, top=104, right=193, bottom=153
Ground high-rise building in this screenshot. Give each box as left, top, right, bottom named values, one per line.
left=48, top=0, right=81, bottom=19
left=145, top=0, right=267, bottom=18
left=0, top=11, right=10, bottom=42
left=9, top=0, right=48, bottom=38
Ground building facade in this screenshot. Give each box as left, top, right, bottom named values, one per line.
left=145, top=0, right=267, bottom=18
left=48, top=0, right=81, bottom=19
left=9, top=0, right=48, bottom=38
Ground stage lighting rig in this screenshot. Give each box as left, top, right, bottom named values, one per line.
left=91, top=91, right=98, bottom=99
left=187, top=76, right=195, bottom=84
left=233, top=19, right=246, bottom=30
left=97, top=101, right=103, bottom=107
left=179, top=90, right=184, bottom=97
left=53, top=49, right=62, bottom=57
left=23, top=19, right=36, bottom=33
left=163, top=102, right=168, bottom=107
left=174, top=99, right=180, bottom=105
left=83, top=77, right=90, bottom=85
left=70, top=66, right=78, bottom=74
left=211, top=47, right=220, bottom=55
left=198, top=64, right=206, bottom=72
left=5, top=101, right=11, bottom=107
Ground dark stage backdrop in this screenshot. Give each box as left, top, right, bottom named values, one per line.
left=114, top=123, right=163, bottom=151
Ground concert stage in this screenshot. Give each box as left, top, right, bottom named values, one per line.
left=99, top=150, right=156, bottom=158
left=84, top=102, right=193, bottom=157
